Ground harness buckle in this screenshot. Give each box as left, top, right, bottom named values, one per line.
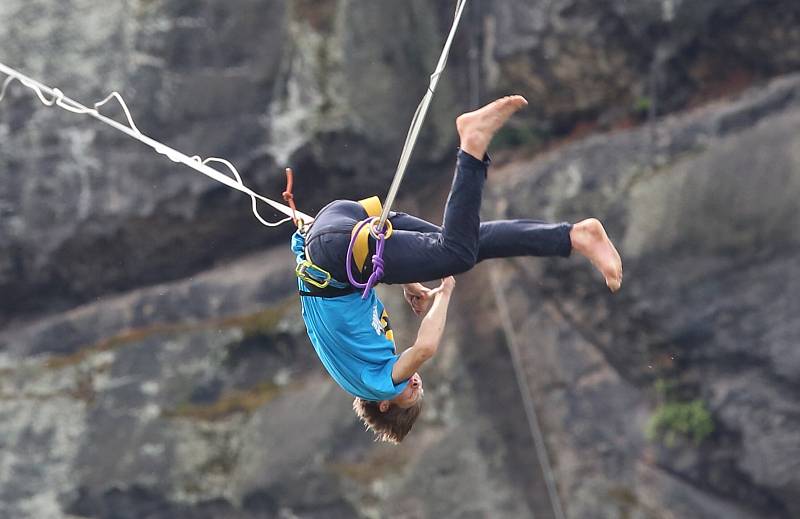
left=295, top=260, right=332, bottom=289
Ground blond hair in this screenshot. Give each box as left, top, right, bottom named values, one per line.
left=352, top=398, right=423, bottom=443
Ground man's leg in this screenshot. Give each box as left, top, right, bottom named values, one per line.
left=378, top=150, right=487, bottom=283
left=476, top=220, right=572, bottom=260
left=376, top=96, right=529, bottom=284
left=389, top=216, right=573, bottom=260
left=379, top=216, right=621, bottom=290
left=378, top=219, right=568, bottom=284
left=378, top=94, right=621, bottom=289
left=475, top=218, right=622, bottom=291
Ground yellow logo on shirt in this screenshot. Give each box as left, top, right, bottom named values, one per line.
left=371, top=305, right=394, bottom=343
left=381, top=309, right=394, bottom=343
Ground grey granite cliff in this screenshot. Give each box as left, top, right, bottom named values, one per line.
left=1, top=1, right=799, bottom=517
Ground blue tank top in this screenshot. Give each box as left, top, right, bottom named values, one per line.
left=291, top=231, right=410, bottom=401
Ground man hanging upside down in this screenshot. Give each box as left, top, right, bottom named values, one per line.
left=291, top=95, right=623, bottom=443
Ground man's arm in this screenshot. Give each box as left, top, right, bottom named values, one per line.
left=392, top=277, right=455, bottom=383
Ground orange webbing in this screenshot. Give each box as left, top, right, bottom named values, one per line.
left=283, top=167, right=299, bottom=227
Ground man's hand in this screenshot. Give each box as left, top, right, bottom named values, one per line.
left=402, top=278, right=456, bottom=316
left=403, top=283, right=434, bottom=316
left=439, top=276, right=456, bottom=295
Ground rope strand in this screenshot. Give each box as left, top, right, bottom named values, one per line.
left=0, top=61, right=310, bottom=227
left=378, top=0, right=468, bottom=228
left=489, top=265, right=566, bottom=519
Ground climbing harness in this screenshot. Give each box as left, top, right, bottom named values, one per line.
left=0, top=62, right=312, bottom=227
left=295, top=196, right=384, bottom=298
left=347, top=0, right=468, bottom=297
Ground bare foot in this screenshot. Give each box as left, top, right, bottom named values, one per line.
left=456, top=95, right=528, bottom=158
left=570, top=218, right=623, bottom=292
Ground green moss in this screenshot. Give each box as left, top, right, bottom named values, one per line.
left=328, top=446, right=413, bottom=484
left=607, top=486, right=638, bottom=519
left=46, top=324, right=193, bottom=370
left=219, top=302, right=292, bottom=340
left=163, top=382, right=282, bottom=422
left=198, top=447, right=239, bottom=476
left=633, top=96, right=652, bottom=115
left=46, top=300, right=294, bottom=370
left=607, top=486, right=638, bottom=507
left=646, top=399, right=714, bottom=447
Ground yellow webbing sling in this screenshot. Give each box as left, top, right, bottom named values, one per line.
left=351, top=196, right=393, bottom=272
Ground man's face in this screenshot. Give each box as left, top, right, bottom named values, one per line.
left=390, top=372, right=424, bottom=409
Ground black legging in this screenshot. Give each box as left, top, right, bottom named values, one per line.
left=305, top=150, right=572, bottom=285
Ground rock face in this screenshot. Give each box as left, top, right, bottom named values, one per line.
left=1, top=73, right=797, bottom=519
left=489, top=0, right=800, bottom=133
left=480, top=74, right=800, bottom=518
left=2, top=1, right=800, bottom=518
